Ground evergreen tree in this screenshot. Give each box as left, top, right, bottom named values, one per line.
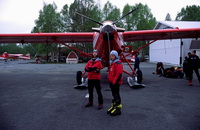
left=122, top=3, right=156, bottom=56
left=60, top=4, right=71, bottom=32
left=69, top=0, right=100, bottom=32
left=176, top=5, right=200, bottom=21
left=68, top=0, right=101, bottom=54
left=165, top=13, right=172, bottom=21
left=102, top=1, right=122, bottom=26
left=31, top=2, right=64, bottom=61
left=122, top=4, right=132, bottom=30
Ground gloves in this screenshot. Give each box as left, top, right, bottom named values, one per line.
left=85, top=68, right=92, bottom=72
left=85, top=67, right=97, bottom=72
left=88, top=67, right=97, bottom=71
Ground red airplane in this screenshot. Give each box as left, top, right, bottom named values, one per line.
left=0, top=9, right=200, bottom=87
left=8, top=53, right=30, bottom=60
left=0, top=52, right=30, bottom=61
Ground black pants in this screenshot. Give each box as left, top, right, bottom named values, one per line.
left=188, top=68, right=200, bottom=81
left=109, top=83, right=121, bottom=104
left=88, top=79, right=103, bottom=104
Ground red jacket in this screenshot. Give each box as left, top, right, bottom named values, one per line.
left=85, top=58, right=102, bottom=80
left=108, top=59, right=123, bottom=85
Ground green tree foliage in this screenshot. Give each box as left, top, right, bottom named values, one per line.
left=102, top=1, right=122, bottom=26
left=122, top=4, right=132, bottom=30
left=60, top=4, right=71, bottom=32
left=0, top=44, right=35, bottom=56
left=122, top=3, right=156, bottom=30
left=0, top=44, right=22, bottom=54
left=134, top=3, right=156, bottom=56
left=135, top=3, right=156, bottom=30
left=176, top=5, right=200, bottom=21
left=33, top=2, right=64, bottom=33
left=31, top=2, right=64, bottom=61
left=22, top=44, right=36, bottom=56
left=69, top=0, right=100, bottom=32
left=122, top=3, right=156, bottom=56
left=67, top=0, right=101, bottom=54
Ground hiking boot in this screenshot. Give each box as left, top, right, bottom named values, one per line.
left=107, top=102, right=115, bottom=114
left=188, top=80, right=193, bottom=86
left=85, top=102, right=93, bottom=107
left=97, top=104, right=103, bottom=110
left=110, top=104, right=122, bottom=116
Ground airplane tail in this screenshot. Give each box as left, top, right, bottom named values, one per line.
left=25, top=53, right=31, bottom=60
left=3, top=52, right=9, bottom=59
left=26, top=53, right=30, bottom=57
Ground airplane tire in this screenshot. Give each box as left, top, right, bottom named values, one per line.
left=137, top=70, right=143, bottom=84
left=76, top=71, right=82, bottom=85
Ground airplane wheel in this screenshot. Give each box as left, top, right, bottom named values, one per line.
left=137, top=70, right=143, bottom=84
left=76, top=71, right=82, bottom=85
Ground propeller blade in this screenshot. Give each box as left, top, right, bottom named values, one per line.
left=113, top=8, right=138, bottom=25
left=107, top=32, right=111, bottom=65
left=75, top=12, right=103, bottom=26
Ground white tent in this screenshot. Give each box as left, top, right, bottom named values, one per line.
left=66, top=51, right=79, bottom=64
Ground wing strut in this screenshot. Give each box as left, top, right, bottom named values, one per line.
left=54, top=40, right=92, bottom=58
left=121, top=39, right=159, bottom=76
left=132, top=39, right=158, bottom=54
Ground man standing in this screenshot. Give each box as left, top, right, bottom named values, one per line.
left=107, top=50, right=123, bottom=116
left=188, top=50, right=200, bottom=86
left=183, top=57, right=189, bottom=79
left=85, top=50, right=103, bottom=110
left=134, top=52, right=140, bottom=71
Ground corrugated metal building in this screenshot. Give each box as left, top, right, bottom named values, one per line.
left=149, top=21, right=200, bottom=65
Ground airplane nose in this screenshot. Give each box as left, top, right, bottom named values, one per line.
left=102, top=25, right=115, bottom=34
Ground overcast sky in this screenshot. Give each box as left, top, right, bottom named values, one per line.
left=0, top=0, right=199, bottom=33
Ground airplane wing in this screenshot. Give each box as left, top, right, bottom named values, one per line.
left=0, top=56, right=7, bottom=60
left=0, top=28, right=200, bottom=43
left=0, top=33, right=94, bottom=43
left=123, top=28, right=200, bottom=42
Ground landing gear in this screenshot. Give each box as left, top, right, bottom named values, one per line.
left=127, top=70, right=145, bottom=88
left=73, top=71, right=88, bottom=89
left=76, top=71, right=82, bottom=85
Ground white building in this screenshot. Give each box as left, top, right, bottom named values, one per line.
left=149, top=21, right=200, bottom=65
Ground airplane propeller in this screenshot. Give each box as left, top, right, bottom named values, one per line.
left=113, top=8, right=138, bottom=25
left=75, top=7, right=138, bottom=26
left=76, top=8, right=138, bottom=64
left=75, top=12, right=103, bottom=26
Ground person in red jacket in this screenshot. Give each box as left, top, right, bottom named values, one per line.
left=107, top=50, right=123, bottom=116
left=84, top=50, right=103, bottom=110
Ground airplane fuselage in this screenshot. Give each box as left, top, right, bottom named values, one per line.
left=93, top=21, right=124, bottom=66
left=0, top=52, right=30, bottom=60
